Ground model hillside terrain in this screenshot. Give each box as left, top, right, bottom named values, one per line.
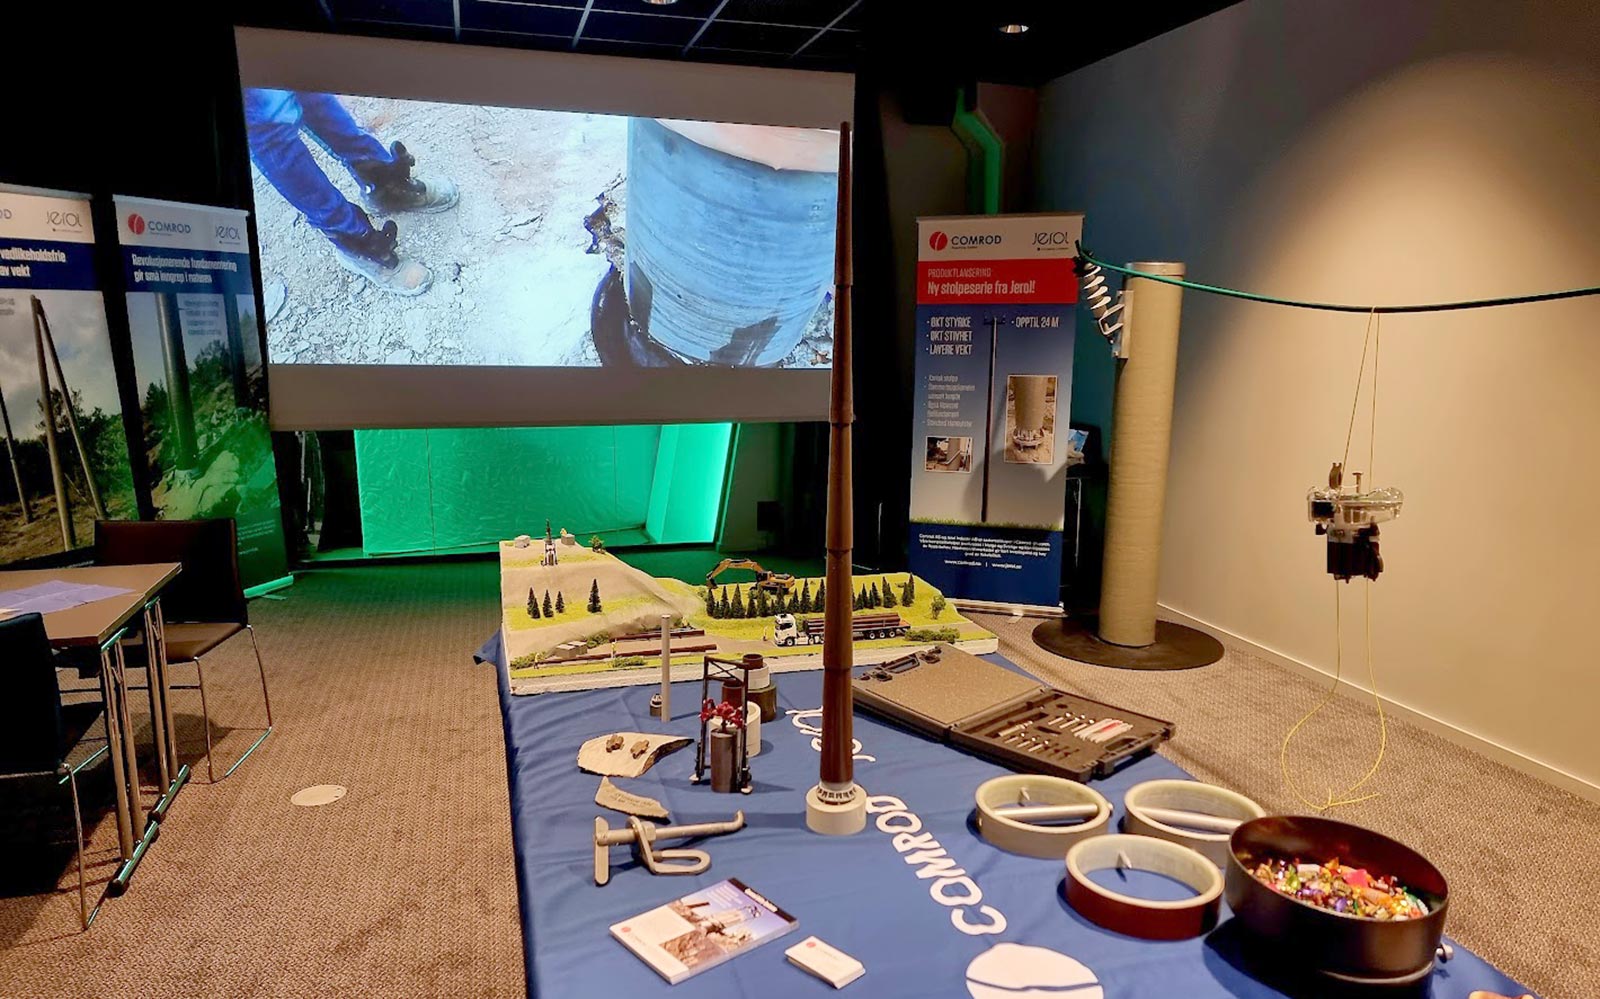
left=499, top=538, right=702, bottom=663
left=499, top=537, right=996, bottom=685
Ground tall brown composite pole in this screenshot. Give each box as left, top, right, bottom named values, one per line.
left=805, top=122, right=867, bottom=835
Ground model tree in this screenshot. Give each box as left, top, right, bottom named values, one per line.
left=755, top=589, right=770, bottom=618
left=527, top=587, right=540, bottom=620
left=930, top=595, right=947, bottom=620
left=901, top=576, right=916, bottom=607
left=705, top=585, right=719, bottom=618
left=589, top=535, right=605, bottom=552
left=868, top=582, right=881, bottom=608
left=588, top=578, right=603, bottom=613
left=881, top=576, right=896, bottom=608
left=798, top=579, right=812, bottom=614
left=853, top=586, right=865, bottom=611
left=555, top=591, right=565, bottom=614
left=718, top=588, right=731, bottom=618
left=731, top=585, right=745, bottom=619
left=815, top=580, right=825, bottom=611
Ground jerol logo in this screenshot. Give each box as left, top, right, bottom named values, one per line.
left=216, top=224, right=242, bottom=241
left=928, top=230, right=949, bottom=251
left=46, top=209, right=83, bottom=229
left=127, top=213, right=146, bottom=235
left=1033, top=229, right=1074, bottom=248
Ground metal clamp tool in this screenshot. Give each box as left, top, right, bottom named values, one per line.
left=593, top=811, right=746, bottom=885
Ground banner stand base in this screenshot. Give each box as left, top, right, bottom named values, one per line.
left=1032, top=616, right=1222, bottom=672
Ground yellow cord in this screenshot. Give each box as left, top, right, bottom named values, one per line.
left=1281, top=313, right=1390, bottom=812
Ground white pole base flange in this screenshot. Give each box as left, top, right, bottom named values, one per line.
left=805, top=783, right=867, bottom=835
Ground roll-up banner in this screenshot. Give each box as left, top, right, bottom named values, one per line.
left=908, top=213, right=1083, bottom=612
left=113, top=196, right=289, bottom=590
left=0, top=186, right=137, bottom=565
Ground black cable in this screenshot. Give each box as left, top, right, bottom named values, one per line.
left=1078, top=245, right=1600, bottom=314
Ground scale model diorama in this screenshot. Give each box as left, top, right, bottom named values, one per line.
left=498, top=522, right=995, bottom=693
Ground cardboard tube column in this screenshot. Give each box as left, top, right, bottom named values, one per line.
left=805, top=122, right=866, bottom=836
left=1098, top=263, right=1185, bottom=647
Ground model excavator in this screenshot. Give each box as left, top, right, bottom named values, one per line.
left=705, top=558, right=797, bottom=596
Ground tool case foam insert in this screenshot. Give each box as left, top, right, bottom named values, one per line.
left=852, top=644, right=1175, bottom=782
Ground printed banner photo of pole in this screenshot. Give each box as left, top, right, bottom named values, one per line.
left=0, top=369, right=31, bottom=525
left=29, top=296, right=108, bottom=550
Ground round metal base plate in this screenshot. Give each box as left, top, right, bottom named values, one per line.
left=1032, top=616, right=1223, bottom=671
left=291, top=784, right=348, bottom=807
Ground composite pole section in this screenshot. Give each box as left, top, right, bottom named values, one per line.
left=33, top=301, right=72, bottom=548
left=35, top=298, right=106, bottom=519
left=0, top=373, right=30, bottom=523
left=154, top=292, right=199, bottom=472
left=805, top=121, right=866, bottom=836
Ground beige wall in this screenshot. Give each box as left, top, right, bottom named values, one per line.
left=1036, top=0, right=1600, bottom=789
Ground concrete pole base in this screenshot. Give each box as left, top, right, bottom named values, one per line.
left=805, top=782, right=867, bottom=836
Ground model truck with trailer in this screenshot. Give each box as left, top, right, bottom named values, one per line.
left=771, top=611, right=909, bottom=647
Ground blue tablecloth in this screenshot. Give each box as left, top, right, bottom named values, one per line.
left=483, top=634, right=1534, bottom=998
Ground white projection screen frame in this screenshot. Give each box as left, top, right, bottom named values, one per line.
left=234, top=28, right=854, bottom=430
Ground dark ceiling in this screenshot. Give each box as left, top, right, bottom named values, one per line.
left=230, top=0, right=1237, bottom=87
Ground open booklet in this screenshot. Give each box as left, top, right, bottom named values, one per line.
left=611, top=878, right=798, bottom=985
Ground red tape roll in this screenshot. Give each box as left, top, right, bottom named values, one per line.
left=1064, top=834, right=1223, bottom=941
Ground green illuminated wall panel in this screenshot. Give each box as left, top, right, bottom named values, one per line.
left=355, top=424, right=732, bottom=556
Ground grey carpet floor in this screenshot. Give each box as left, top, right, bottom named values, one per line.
left=975, top=611, right=1598, bottom=999
left=0, top=562, right=523, bottom=999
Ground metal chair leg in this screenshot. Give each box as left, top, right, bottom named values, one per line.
left=67, top=769, right=101, bottom=930
left=246, top=625, right=273, bottom=727
left=192, top=631, right=273, bottom=783
left=195, top=655, right=215, bottom=784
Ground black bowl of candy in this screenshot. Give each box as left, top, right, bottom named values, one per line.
left=1225, top=816, right=1449, bottom=986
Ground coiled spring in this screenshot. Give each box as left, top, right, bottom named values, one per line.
left=1078, top=253, right=1124, bottom=349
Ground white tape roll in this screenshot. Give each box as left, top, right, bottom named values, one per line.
left=975, top=776, right=1111, bottom=858
left=1122, top=779, right=1265, bottom=867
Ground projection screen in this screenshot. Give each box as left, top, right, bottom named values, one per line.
left=234, top=28, right=854, bottom=430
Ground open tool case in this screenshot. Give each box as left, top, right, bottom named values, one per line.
left=852, top=644, right=1174, bottom=782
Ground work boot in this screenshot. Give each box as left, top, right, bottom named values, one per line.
left=330, top=210, right=433, bottom=297
left=356, top=141, right=459, bottom=215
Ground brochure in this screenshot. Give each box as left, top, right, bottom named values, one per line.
left=611, top=878, right=798, bottom=984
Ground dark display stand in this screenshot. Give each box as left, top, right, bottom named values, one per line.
left=1032, top=615, right=1223, bottom=671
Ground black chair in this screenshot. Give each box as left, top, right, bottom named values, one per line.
left=94, top=519, right=273, bottom=782
left=0, top=612, right=111, bottom=930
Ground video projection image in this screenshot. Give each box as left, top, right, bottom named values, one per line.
left=244, top=89, right=839, bottom=370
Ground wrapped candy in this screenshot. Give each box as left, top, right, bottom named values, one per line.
left=1251, top=855, right=1428, bottom=920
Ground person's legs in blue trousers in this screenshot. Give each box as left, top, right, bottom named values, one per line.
left=243, top=88, right=377, bottom=243
left=243, top=88, right=436, bottom=294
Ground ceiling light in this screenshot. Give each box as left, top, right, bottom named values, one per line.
left=999, top=23, right=1029, bottom=34
left=643, top=0, right=678, bottom=5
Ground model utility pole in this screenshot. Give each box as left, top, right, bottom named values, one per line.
left=805, top=122, right=867, bottom=835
